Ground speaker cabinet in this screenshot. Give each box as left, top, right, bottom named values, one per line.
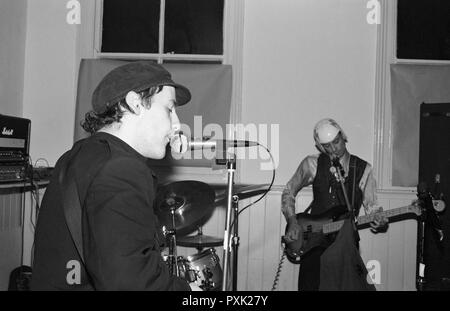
left=419, top=103, right=450, bottom=290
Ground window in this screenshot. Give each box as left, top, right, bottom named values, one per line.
left=374, top=0, right=450, bottom=190
left=97, top=0, right=225, bottom=63
left=397, top=0, right=450, bottom=61
left=85, top=0, right=244, bottom=174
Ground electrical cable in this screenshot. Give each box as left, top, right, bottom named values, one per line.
left=271, top=249, right=286, bottom=291
left=34, top=158, right=50, bottom=168
left=229, top=143, right=276, bottom=233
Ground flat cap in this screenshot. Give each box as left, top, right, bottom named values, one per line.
left=92, top=61, right=191, bottom=114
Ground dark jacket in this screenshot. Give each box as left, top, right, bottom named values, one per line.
left=31, top=132, right=190, bottom=291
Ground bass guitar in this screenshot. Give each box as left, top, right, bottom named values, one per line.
left=283, top=204, right=421, bottom=263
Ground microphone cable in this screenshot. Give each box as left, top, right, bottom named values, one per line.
left=229, top=143, right=276, bottom=232
left=271, top=248, right=286, bottom=291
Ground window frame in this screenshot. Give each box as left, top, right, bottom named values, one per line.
left=93, top=0, right=226, bottom=63
left=374, top=0, right=450, bottom=192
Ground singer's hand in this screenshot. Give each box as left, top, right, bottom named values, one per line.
left=370, top=207, right=389, bottom=233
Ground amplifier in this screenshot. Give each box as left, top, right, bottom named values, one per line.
left=0, top=114, right=31, bottom=163
left=0, top=163, right=28, bottom=183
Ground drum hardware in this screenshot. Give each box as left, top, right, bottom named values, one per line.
left=177, top=226, right=223, bottom=251
left=186, top=248, right=223, bottom=291
left=155, top=181, right=215, bottom=234
left=162, top=200, right=181, bottom=277
left=156, top=180, right=270, bottom=291
left=212, top=182, right=270, bottom=291
left=163, top=247, right=223, bottom=291
left=156, top=181, right=217, bottom=286
left=212, top=183, right=270, bottom=204
left=162, top=255, right=196, bottom=283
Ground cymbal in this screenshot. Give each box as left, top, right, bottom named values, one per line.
left=211, top=183, right=270, bottom=203
left=155, top=181, right=215, bottom=232
left=233, top=184, right=270, bottom=200
left=177, top=234, right=224, bottom=248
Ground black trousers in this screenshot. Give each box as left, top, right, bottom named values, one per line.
left=298, top=247, right=327, bottom=291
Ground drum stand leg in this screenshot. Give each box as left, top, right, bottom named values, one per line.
left=167, top=205, right=178, bottom=277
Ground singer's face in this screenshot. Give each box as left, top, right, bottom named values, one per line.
left=139, top=86, right=180, bottom=159
left=321, top=132, right=346, bottom=158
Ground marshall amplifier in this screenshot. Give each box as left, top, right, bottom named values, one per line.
left=0, top=114, right=31, bottom=182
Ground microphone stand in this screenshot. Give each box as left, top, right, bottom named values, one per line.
left=416, top=207, right=426, bottom=291
left=221, top=154, right=236, bottom=291
left=332, top=158, right=355, bottom=221
left=232, top=194, right=240, bottom=291
left=415, top=186, right=444, bottom=291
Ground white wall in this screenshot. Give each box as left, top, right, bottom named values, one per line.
left=0, top=0, right=28, bottom=117
left=22, top=0, right=79, bottom=166
left=241, top=0, right=377, bottom=185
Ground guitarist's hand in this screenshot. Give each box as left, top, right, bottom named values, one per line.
left=370, top=207, right=389, bottom=233
left=284, top=216, right=301, bottom=242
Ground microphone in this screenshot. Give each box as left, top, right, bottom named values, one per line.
left=169, top=133, right=258, bottom=154
left=330, top=156, right=345, bottom=181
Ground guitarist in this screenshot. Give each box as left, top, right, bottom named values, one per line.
left=281, top=118, right=388, bottom=291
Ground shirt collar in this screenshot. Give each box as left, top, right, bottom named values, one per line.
left=93, top=132, right=157, bottom=178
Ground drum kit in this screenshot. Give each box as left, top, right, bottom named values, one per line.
left=155, top=180, right=269, bottom=291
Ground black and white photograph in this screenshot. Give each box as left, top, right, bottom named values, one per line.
left=0, top=0, right=449, bottom=300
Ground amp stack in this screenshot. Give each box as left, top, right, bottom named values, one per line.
left=0, top=114, right=31, bottom=183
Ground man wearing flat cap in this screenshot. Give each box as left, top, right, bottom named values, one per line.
left=31, top=61, right=201, bottom=291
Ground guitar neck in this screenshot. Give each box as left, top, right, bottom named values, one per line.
left=322, top=205, right=418, bottom=235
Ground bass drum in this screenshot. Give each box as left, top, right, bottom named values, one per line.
left=186, top=248, right=222, bottom=291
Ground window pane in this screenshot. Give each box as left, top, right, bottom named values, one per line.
left=163, top=60, right=222, bottom=64
left=101, top=0, right=160, bottom=53
left=397, top=0, right=450, bottom=60
left=164, top=0, right=224, bottom=55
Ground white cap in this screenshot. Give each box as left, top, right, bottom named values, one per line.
left=313, top=118, right=348, bottom=152
left=316, top=123, right=339, bottom=144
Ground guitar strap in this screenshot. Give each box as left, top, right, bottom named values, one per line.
left=58, top=140, right=109, bottom=289
left=59, top=156, right=85, bottom=265
left=351, top=157, right=356, bottom=209
left=60, top=159, right=98, bottom=289
left=350, top=156, right=360, bottom=242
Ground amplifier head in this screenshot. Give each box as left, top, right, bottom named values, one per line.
left=0, top=114, right=31, bottom=162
